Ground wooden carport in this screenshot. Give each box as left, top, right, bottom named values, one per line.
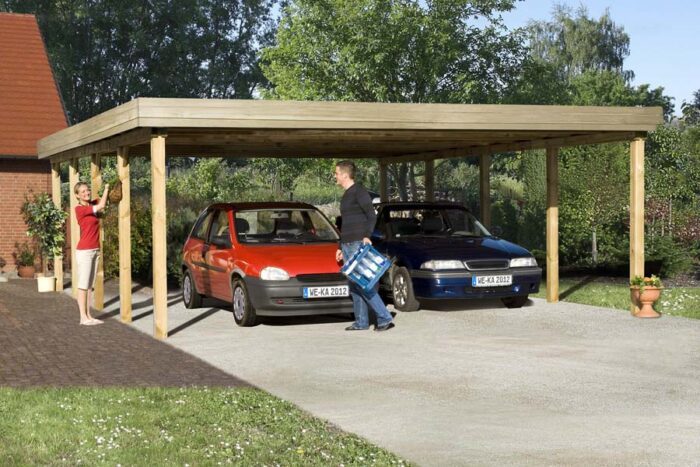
left=38, top=98, right=663, bottom=339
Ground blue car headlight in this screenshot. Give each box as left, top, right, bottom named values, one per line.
left=421, top=260, right=466, bottom=270
left=510, top=257, right=538, bottom=268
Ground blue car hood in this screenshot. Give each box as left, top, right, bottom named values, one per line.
left=382, top=236, right=532, bottom=268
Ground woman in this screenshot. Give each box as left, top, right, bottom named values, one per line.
left=74, top=181, right=109, bottom=325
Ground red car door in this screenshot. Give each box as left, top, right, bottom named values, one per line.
left=186, top=210, right=215, bottom=296
left=204, top=209, right=233, bottom=300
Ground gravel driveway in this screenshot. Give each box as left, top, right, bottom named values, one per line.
left=103, top=286, right=700, bottom=466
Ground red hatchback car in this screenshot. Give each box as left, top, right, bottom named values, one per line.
left=181, top=202, right=353, bottom=326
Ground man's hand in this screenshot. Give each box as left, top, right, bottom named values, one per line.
left=362, top=237, right=372, bottom=245
left=335, top=249, right=343, bottom=262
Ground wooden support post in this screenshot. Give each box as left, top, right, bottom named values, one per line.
left=51, top=163, right=63, bottom=291
left=630, top=138, right=645, bottom=315
left=479, top=154, right=491, bottom=228
left=68, top=159, right=79, bottom=297
left=424, top=159, right=435, bottom=201
left=379, top=161, right=388, bottom=202
left=90, top=154, right=104, bottom=310
left=117, top=147, right=132, bottom=323
left=151, top=135, right=168, bottom=339
left=546, top=147, right=559, bottom=303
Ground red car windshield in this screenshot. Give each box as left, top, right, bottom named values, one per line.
left=234, top=209, right=339, bottom=244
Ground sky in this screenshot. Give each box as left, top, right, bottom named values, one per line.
left=501, top=0, right=700, bottom=115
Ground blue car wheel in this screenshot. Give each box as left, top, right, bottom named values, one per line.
left=391, top=266, right=420, bottom=312
left=501, top=295, right=529, bottom=308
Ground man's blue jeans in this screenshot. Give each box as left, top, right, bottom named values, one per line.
left=341, top=241, right=393, bottom=329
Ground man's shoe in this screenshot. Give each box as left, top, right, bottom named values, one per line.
left=345, top=324, right=369, bottom=331
left=374, top=322, right=395, bottom=332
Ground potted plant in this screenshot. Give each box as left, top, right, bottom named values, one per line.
left=630, top=275, right=663, bottom=318
left=20, top=192, right=68, bottom=292
left=0, top=256, right=7, bottom=283
left=14, top=242, right=37, bottom=278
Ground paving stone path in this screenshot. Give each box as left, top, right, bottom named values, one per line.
left=0, top=279, right=248, bottom=388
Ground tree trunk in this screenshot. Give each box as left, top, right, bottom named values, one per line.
left=396, top=163, right=409, bottom=201
left=591, top=226, right=598, bottom=264
left=408, top=162, right=418, bottom=201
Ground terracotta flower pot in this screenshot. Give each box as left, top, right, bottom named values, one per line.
left=630, top=286, right=662, bottom=319
left=17, top=265, right=36, bottom=278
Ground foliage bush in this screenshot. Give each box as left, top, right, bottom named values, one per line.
left=20, top=192, right=68, bottom=274
left=166, top=200, right=202, bottom=286
left=14, top=242, right=36, bottom=267
left=102, top=198, right=153, bottom=283
left=645, top=235, right=693, bottom=278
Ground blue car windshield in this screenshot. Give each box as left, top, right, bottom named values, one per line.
left=383, top=207, right=490, bottom=238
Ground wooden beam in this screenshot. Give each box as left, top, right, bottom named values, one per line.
left=90, top=154, right=104, bottom=310
left=479, top=154, right=491, bottom=229
left=68, top=159, right=79, bottom=298
left=151, top=135, right=168, bottom=339
left=546, top=147, right=559, bottom=303
left=424, top=159, right=435, bottom=201
left=43, top=127, right=153, bottom=164
left=380, top=131, right=641, bottom=164
left=51, top=163, right=63, bottom=291
left=630, top=138, right=645, bottom=315
left=379, top=161, right=389, bottom=202
left=117, top=147, right=132, bottom=323
left=39, top=98, right=662, bottom=161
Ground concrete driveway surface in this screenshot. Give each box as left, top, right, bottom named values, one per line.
left=100, top=285, right=700, bottom=466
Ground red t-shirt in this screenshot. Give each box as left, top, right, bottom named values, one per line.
left=76, top=200, right=100, bottom=250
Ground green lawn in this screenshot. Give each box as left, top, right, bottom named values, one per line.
left=0, top=387, right=408, bottom=466
left=533, top=277, right=700, bottom=319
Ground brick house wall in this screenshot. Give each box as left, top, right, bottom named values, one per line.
left=0, top=13, right=68, bottom=272
left=0, top=159, right=51, bottom=270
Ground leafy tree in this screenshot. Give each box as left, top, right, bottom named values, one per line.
left=502, top=58, right=571, bottom=105
left=167, top=157, right=254, bottom=202
left=681, top=89, right=700, bottom=126
left=261, top=0, right=528, bottom=199
left=434, top=160, right=480, bottom=211
left=526, top=4, right=632, bottom=81
left=516, top=150, right=546, bottom=250
left=559, top=144, right=628, bottom=264
left=570, top=70, right=673, bottom=121
left=20, top=193, right=68, bottom=274
left=261, top=0, right=527, bottom=161
left=1, top=0, right=277, bottom=122
left=262, top=0, right=527, bottom=103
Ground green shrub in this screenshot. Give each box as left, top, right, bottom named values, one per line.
left=102, top=198, right=152, bottom=282
left=20, top=192, right=67, bottom=274
left=14, top=242, right=36, bottom=267
left=166, top=200, right=203, bottom=286
left=646, top=235, right=692, bottom=278
left=103, top=195, right=210, bottom=286
left=490, top=199, right=520, bottom=243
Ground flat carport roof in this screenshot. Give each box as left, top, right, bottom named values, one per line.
left=37, top=98, right=663, bottom=338
left=38, top=98, right=660, bottom=161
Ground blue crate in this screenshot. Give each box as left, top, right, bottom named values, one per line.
left=340, top=244, right=391, bottom=295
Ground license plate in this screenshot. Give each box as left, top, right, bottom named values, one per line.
left=471, top=275, right=512, bottom=287
left=303, top=285, right=349, bottom=298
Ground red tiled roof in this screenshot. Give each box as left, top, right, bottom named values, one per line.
left=0, top=13, right=67, bottom=157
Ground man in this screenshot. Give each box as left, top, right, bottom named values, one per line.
left=334, top=160, right=395, bottom=332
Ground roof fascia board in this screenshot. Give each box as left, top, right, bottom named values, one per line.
left=38, top=98, right=663, bottom=160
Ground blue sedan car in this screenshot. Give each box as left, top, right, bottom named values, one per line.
left=371, top=202, right=542, bottom=311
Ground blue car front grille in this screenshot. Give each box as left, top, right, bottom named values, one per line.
left=464, top=259, right=509, bottom=271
